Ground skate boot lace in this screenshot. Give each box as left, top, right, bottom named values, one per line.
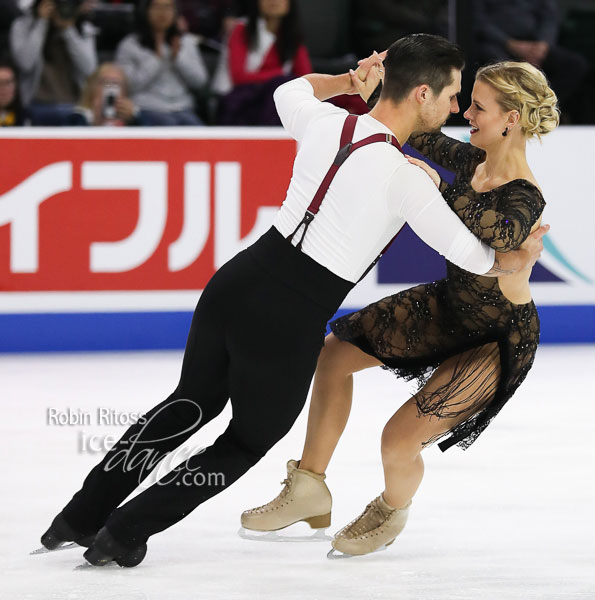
left=247, top=472, right=294, bottom=513
left=340, top=497, right=393, bottom=538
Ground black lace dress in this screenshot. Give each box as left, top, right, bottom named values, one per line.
left=330, top=132, right=545, bottom=451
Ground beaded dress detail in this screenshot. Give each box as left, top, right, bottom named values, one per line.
left=330, top=132, right=545, bottom=451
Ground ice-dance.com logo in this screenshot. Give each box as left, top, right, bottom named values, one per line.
left=47, top=399, right=225, bottom=488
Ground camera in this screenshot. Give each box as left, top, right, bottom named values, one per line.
left=54, top=0, right=83, bottom=20
left=102, top=82, right=121, bottom=121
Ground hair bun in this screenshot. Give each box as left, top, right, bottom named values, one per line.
left=476, top=61, right=560, bottom=140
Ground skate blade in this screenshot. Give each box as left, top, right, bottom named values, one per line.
left=327, top=541, right=393, bottom=560
left=30, top=542, right=80, bottom=555
left=238, top=527, right=332, bottom=542
left=74, top=560, right=118, bottom=570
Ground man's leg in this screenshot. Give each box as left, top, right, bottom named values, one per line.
left=100, top=329, right=322, bottom=547
left=59, top=290, right=231, bottom=536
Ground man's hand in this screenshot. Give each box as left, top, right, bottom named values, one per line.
left=483, top=224, right=550, bottom=276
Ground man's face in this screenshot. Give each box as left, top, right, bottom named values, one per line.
left=418, top=68, right=461, bottom=131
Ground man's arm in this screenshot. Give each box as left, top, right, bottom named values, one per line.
left=483, top=226, right=549, bottom=276
left=302, top=62, right=381, bottom=101
left=273, top=63, right=381, bottom=141
left=390, top=164, right=548, bottom=276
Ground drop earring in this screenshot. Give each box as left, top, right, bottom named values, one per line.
left=502, top=128, right=508, bottom=137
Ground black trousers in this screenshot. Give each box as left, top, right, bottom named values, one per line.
left=61, top=228, right=353, bottom=546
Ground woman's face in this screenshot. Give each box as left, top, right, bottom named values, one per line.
left=148, top=0, right=176, bottom=32
left=258, top=0, right=290, bottom=18
left=463, top=79, right=513, bottom=149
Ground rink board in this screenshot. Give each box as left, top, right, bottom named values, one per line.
left=0, top=127, right=593, bottom=351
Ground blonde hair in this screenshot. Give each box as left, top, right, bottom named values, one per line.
left=79, top=63, right=128, bottom=110
left=476, top=61, right=560, bottom=140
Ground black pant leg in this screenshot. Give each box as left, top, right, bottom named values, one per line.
left=101, top=270, right=328, bottom=545
left=61, top=279, right=231, bottom=535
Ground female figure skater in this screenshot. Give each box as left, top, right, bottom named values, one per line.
left=241, top=61, right=560, bottom=557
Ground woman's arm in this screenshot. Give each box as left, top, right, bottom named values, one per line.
left=450, top=184, right=546, bottom=252
left=62, top=22, right=97, bottom=79
left=173, top=35, right=208, bottom=90
left=409, top=158, right=546, bottom=253
left=9, top=15, right=47, bottom=73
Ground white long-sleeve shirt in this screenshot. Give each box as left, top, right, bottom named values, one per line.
left=272, top=78, right=495, bottom=283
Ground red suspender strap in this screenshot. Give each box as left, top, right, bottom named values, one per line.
left=287, top=114, right=404, bottom=256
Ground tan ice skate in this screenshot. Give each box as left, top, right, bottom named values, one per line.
left=239, top=459, right=332, bottom=541
left=328, top=494, right=411, bottom=558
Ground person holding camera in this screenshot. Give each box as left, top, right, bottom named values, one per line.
left=9, top=0, right=97, bottom=125
left=115, top=0, right=208, bottom=126
left=67, top=62, right=145, bottom=126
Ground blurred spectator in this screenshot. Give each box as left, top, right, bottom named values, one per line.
left=67, top=62, right=144, bottom=125
left=176, top=0, right=238, bottom=43
left=115, top=0, right=208, bottom=126
left=353, top=0, right=447, bottom=58
left=474, top=0, right=589, bottom=119
left=9, top=0, right=98, bottom=125
left=215, top=0, right=311, bottom=125
left=0, top=0, right=21, bottom=56
left=0, top=60, right=26, bottom=126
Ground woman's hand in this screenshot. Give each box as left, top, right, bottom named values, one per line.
left=348, top=64, right=382, bottom=102
left=355, top=50, right=386, bottom=83
left=406, top=156, right=441, bottom=188
left=115, top=97, right=137, bottom=122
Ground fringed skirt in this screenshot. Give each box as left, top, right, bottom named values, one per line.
left=330, top=268, right=540, bottom=451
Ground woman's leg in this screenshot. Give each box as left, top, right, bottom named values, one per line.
left=299, top=334, right=382, bottom=474
left=381, top=343, right=500, bottom=509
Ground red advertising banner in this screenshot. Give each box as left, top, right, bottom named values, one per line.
left=0, top=134, right=296, bottom=291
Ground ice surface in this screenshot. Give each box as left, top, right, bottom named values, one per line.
left=1, top=346, right=594, bottom=599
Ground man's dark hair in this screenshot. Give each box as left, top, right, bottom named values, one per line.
left=381, top=34, right=465, bottom=104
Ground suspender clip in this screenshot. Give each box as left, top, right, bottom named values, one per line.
left=333, top=142, right=353, bottom=166
left=385, top=134, right=392, bottom=144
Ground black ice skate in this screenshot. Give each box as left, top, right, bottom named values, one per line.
left=31, top=513, right=96, bottom=555
left=82, top=527, right=147, bottom=568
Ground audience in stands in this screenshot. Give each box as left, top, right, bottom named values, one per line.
left=177, top=0, right=239, bottom=44
left=214, top=0, right=311, bottom=125
left=474, top=0, right=589, bottom=122
left=67, top=62, right=145, bottom=126
left=9, top=0, right=97, bottom=125
left=115, top=0, right=208, bottom=125
left=3, top=0, right=594, bottom=126
left=0, top=60, right=26, bottom=126
left=353, top=0, right=448, bottom=57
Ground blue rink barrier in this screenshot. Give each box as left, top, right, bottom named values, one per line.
left=0, top=305, right=593, bottom=353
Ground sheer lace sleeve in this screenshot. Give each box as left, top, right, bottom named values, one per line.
left=449, top=181, right=546, bottom=252
left=407, top=132, right=484, bottom=174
